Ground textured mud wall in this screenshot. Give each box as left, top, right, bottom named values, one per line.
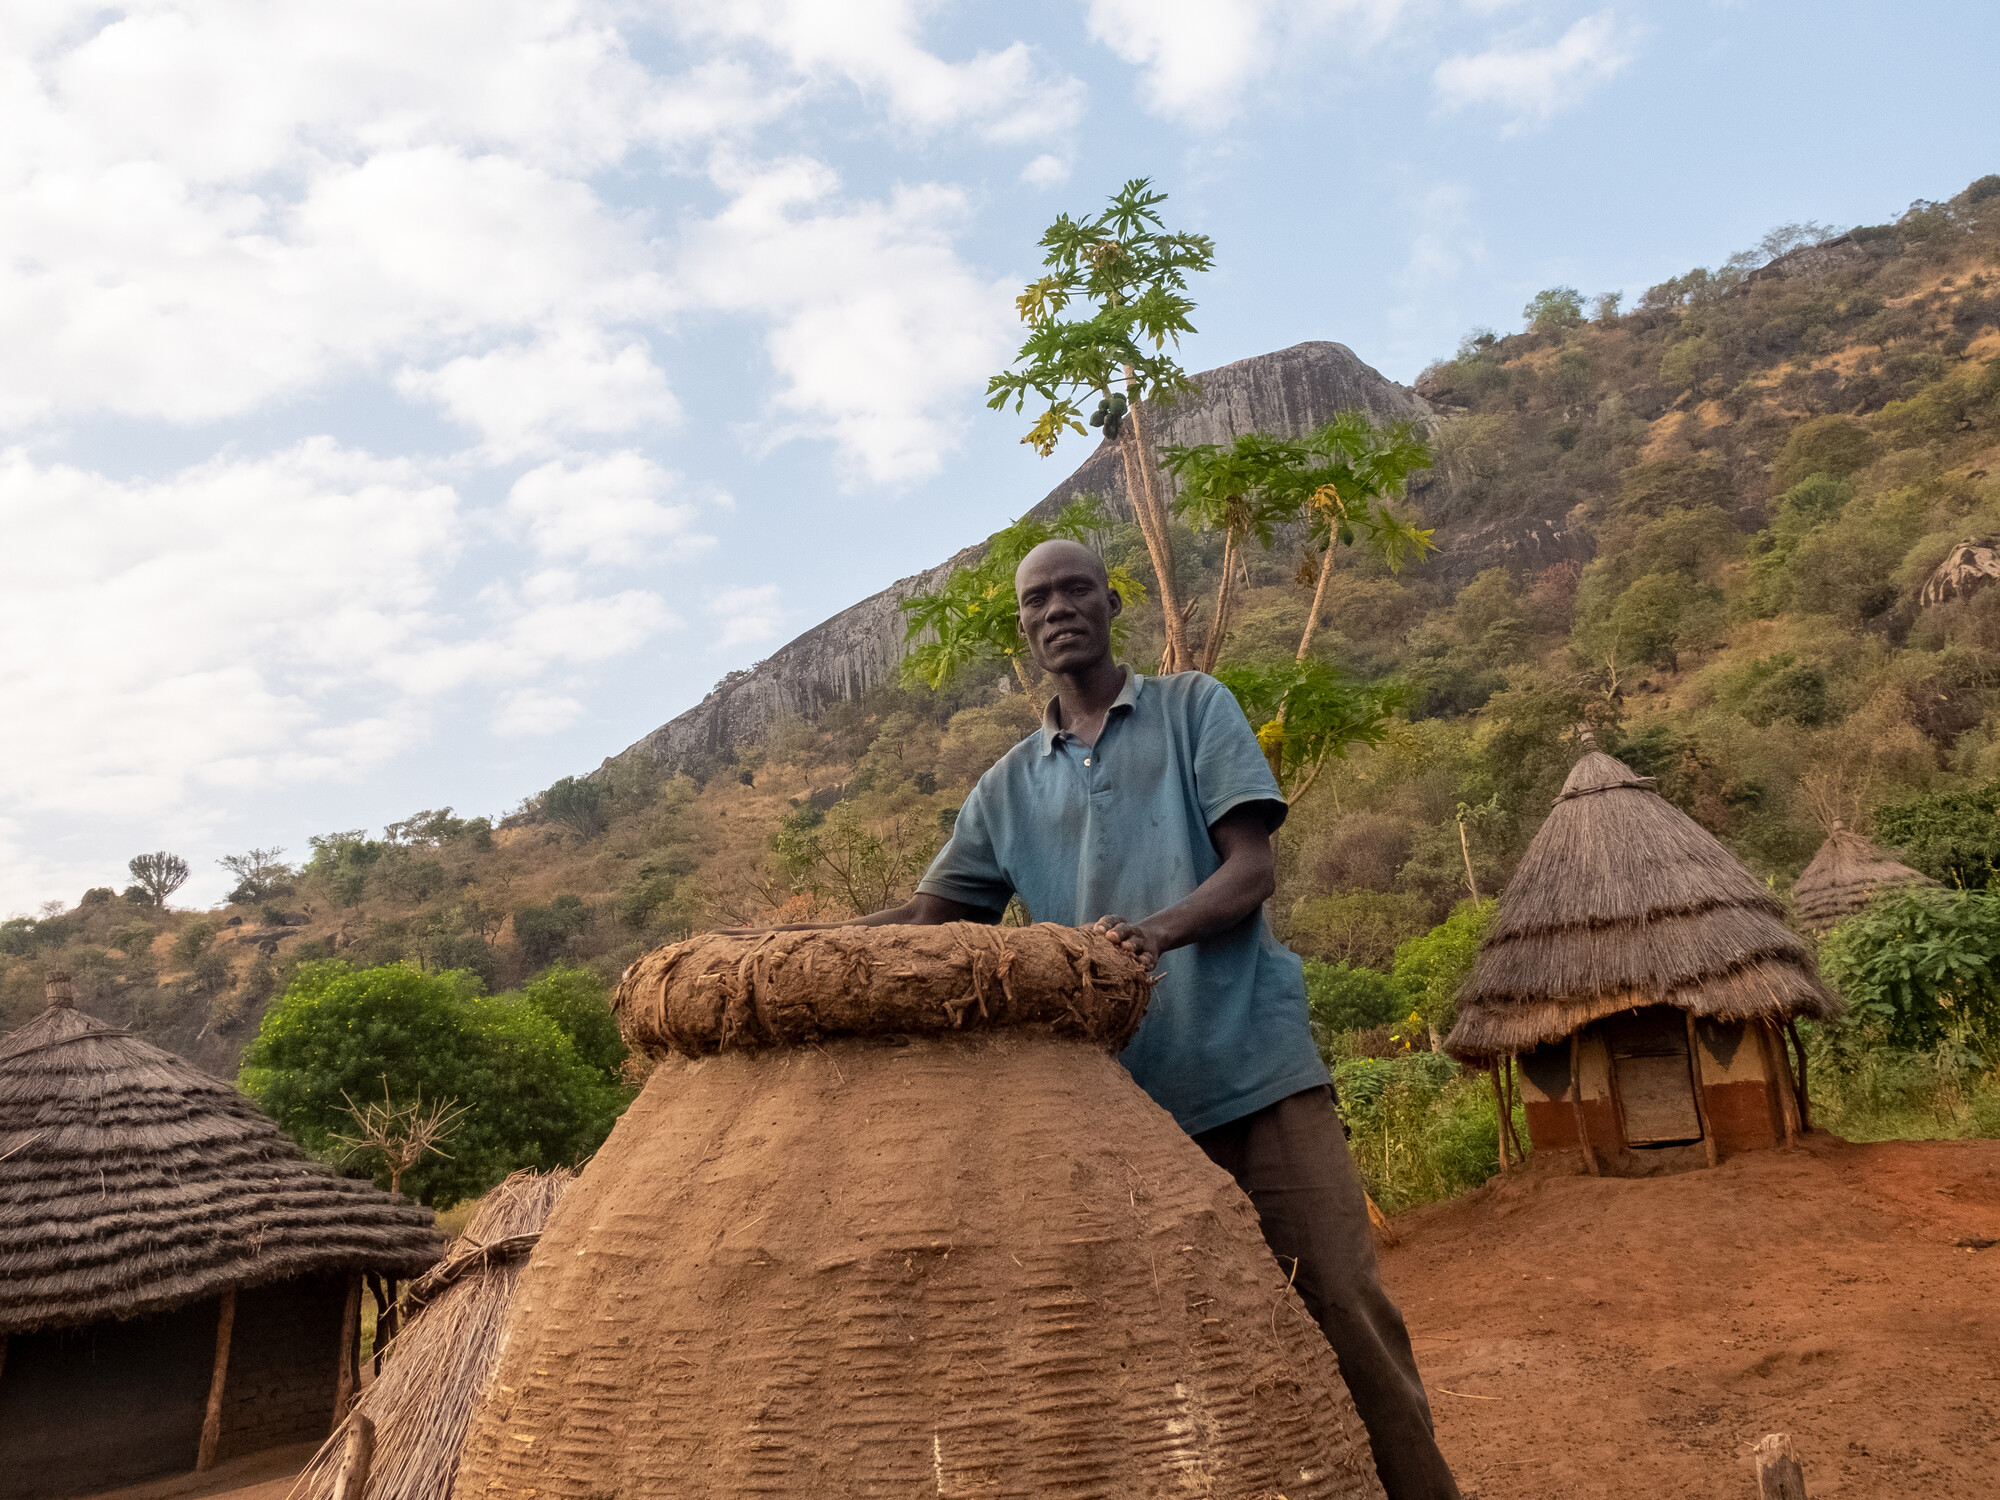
left=452, top=1033, right=1386, bottom=1500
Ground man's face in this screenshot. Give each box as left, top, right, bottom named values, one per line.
left=1016, top=544, right=1122, bottom=675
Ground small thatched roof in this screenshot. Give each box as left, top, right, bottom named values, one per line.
left=0, top=975, right=443, bottom=1336
left=1446, top=752, right=1841, bottom=1060
left=291, top=1169, right=573, bottom=1500
left=1792, top=822, right=1937, bottom=932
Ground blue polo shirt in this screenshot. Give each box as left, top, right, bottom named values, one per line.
left=916, top=668, right=1329, bottom=1135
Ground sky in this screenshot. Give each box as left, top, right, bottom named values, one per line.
left=3, top=0, right=1996, bottom=914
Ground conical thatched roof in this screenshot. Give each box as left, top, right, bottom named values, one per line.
left=0, top=976, right=443, bottom=1335
left=1445, top=752, right=1840, bottom=1060
left=1792, top=822, right=1937, bottom=932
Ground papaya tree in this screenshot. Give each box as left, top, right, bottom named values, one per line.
left=986, top=179, right=1213, bottom=674
left=1215, top=659, right=1408, bottom=801
left=1160, top=432, right=1298, bottom=672
left=900, top=499, right=1148, bottom=694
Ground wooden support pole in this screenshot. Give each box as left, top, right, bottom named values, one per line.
left=1489, top=1062, right=1511, bottom=1177
left=1685, top=1012, right=1720, bottom=1169
left=1503, top=1055, right=1528, bottom=1162
left=196, top=1286, right=236, bottom=1471
left=331, top=1413, right=376, bottom=1500
left=1753, top=1432, right=1809, bottom=1499
left=333, top=1273, right=362, bottom=1425
left=1568, top=1032, right=1599, bottom=1177
left=0, top=1332, right=9, bottom=1389
left=1762, top=1021, right=1799, bottom=1147
left=1784, top=1016, right=1813, bottom=1133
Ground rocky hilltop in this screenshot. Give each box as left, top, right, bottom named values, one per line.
left=599, top=339, right=1577, bottom=779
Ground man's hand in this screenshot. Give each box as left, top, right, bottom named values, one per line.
left=1093, top=915, right=1163, bottom=972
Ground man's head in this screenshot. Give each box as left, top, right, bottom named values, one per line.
left=1015, top=538, right=1121, bottom=676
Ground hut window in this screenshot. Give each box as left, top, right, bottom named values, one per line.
left=1602, top=1008, right=1702, bottom=1147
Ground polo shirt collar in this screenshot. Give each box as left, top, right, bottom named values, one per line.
left=1038, top=666, right=1143, bottom=756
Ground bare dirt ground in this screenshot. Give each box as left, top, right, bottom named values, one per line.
left=1380, top=1135, right=2000, bottom=1499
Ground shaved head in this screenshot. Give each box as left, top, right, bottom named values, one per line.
left=1014, top=538, right=1107, bottom=595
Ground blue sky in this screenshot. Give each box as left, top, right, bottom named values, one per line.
left=3, top=0, right=1995, bottom=912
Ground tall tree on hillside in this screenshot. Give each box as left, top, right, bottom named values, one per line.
left=986, top=179, right=1213, bottom=673
left=1286, top=415, right=1435, bottom=662
left=128, top=850, right=190, bottom=907
left=1160, top=433, right=1298, bottom=672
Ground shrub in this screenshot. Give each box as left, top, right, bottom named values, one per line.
left=514, top=895, right=592, bottom=970
left=1284, top=889, right=1432, bottom=969
left=1303, top=960, right=1407, bottom=1037
left=1772, top=415, right=1875, bottom=490
left=1819, top=887, right=2000, bottom=1049
left=1872, top=782, right=2000, bottom=888
left=540, top=776, right=609, bottom=839
left=1391, top=900, right=1495, bottom=1041
left=518, top=966, right=628, bottom=1083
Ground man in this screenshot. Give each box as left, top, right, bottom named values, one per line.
left=805, top=538, right=1459, bottom=1500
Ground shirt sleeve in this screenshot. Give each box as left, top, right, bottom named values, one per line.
left=1192, top=675, right=1291, bottom=833
left=915, top=776, right=1015, bottom=917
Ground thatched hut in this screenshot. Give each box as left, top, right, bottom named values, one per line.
left=0, top=975, right=443, bottom=1499
left=1792, top=821, right=1937, bottom=932
left=1446, top=751, right=1840, bottom=1172
left=292, top=1169, right=573, bottom=1500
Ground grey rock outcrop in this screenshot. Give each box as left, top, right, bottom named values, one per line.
left=600, top=341, right=1429, bottom=779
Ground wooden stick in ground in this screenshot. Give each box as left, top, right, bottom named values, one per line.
left=331, top=1413, right=376, bottom=1500
left=1504, top=1055, right=1528, bottom=1162
left=1762, top=1020, right=1799, bottom=1147
left=1685, top=1011, right=1719, bottom=1169
left=1488, top=1061, right=1510, bottom=1177
left=1753, top=1432, right=1809, bottom=1499
left=1568, top=1032, right=1599, bottom=1177
left=196, top=1285, right=236, bottom=1471
left=1784, top=1015, right=1813, bottom=1133
left=334, top=1272, right=361, bottom=1424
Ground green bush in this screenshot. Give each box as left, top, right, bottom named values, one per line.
left=1819, top=887, right=2000, bottom=1049
left=514, top=895, right=591, bottom=969
left=1332, top=1056, right=1505, bottom=1212
left=240, top=960, right=630, bottom=1206
left=1391, top=900, right=1495, bottom=1041
left=1872, top=782, right=2000, bottom=888
left=1303, top=960, right=1407, bottom=1035
left=518, top=966, right=628, bottom=1083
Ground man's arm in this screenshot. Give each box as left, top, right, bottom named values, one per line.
left=1092, top=802, right=1277, bottom=971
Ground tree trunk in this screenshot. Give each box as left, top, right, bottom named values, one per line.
left=1753, top=1433, right=1810, bottom=1499
left=1119, top=368, right=1188, bottom=673
left=196, top=1286, right=236, bottom=1471
left=1296, top=536, right=1338, bottom=662
left=1199, top=529, right=1239, bottom=673
left=1457, top=819, right=1480, bottom=902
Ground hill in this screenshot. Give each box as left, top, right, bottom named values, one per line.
left=4, top=173, right=2000, bottom=1095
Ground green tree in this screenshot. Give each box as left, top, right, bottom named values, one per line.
left=1391, top=900, right=1496, bottom=1046
left=518, top=965, right=629, bottom=1083
left=1160, top=432, right=1314, bottom=672
left=1214, top=659, right=1406, bottom=801
left=899, top=499, right=1147, bottom=693
left=539, top=776, right=609, bottom=838
left=128, top=851, right=189, bottom=907
left=1302, top=959, right=1408, bottom=1038
left=1820, top=887, right=2000, bottom=1050
left=1523, top=286, right=1585, bottom=335
left=1872, top=782, right=2000, bottom=889
left=240, top=960, right=628, bottom=1206
left=987, top=179, right=1214, bottom=673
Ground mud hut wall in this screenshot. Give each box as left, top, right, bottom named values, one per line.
left=0, top=1300, right=214, bottom=1499
left=1693, top=1020, right=1780, bottom=1156
left=214, top=1273, right=348, bottom=1464
left=1517, top=1032, right=1619, bottom=1152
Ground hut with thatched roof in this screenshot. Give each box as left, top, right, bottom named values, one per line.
left=1446, top=751, right=1840, bottom=1173
left=0, top=974, right=443, bottom=1499
left=1792, top=821, right=1937, bottom=933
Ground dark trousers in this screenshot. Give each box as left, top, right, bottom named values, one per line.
left=1194, top=1085, right=1461, bottom=1500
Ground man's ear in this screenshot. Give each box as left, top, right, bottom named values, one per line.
left=1106, top=588, right=1123, bottom=619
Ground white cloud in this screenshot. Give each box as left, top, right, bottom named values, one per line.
left=0, top=440, right=678, bottom=821
left=678, top=159, right=1015, bottom=482
left=505, top=453, right=712, bottom=566
left=1084, top=0, right=1409, bottom=120
left=401, top=327, right=681, bottom=459
left=669, top=0, right=1084, bottom=141
left=491, top=688, right=585, bottom=737
left=711, top=584, right=785, bottom=649
left=1021, top=153, right=1073, bottom=188
left=1433, top=13, right=1633, bottom=125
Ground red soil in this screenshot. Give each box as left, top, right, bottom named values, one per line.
left=1380, top=1135, right=2000, bottom=1499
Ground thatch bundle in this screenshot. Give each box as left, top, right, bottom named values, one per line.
left=290, top=1170, right=573, bottom=1500
left=450, top=926, right=1386, bottom=1500
left=1446, top=752, right=1840, bottom=1060
left=0, top=977, right=441, bottom=1335
left=616, top=921, right=1155, bottom=1055
left=1792, top=822, right=1937, bottom=931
